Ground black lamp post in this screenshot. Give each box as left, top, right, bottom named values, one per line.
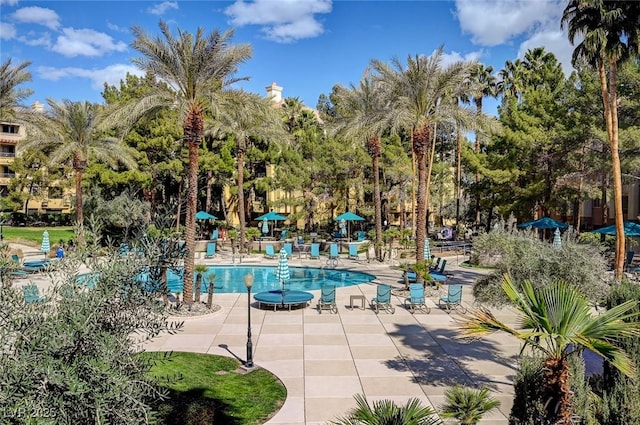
left=244, top=273, right=254, bottom=368
left=0, top=223, right=3, bottom=241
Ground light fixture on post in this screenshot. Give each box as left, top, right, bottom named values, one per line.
left=244, top=273, right=255, bottom=368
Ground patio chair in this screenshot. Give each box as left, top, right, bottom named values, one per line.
left=280, top=230, right=288, bottom=241
left=22, top=284, right=45, bottom=303
left=204, top=242, right=216, bottom=258
left=316, top=284, right=338, bottom=314
left=265, top=245, right=277, bottom=259
left=211, top=229, right=219, bottom=240
left=429, top=257, right=441, bottom=272
left=326, top=243, right=340, bottom=267
left=429, top=259, right=448, bottom=283
left=370, top=283, right=395, bottom=314
left=284, top=242, right=293, bottom=258
left=357, top=231, right=366, bottom=242
left=309, top=243, right=320, bottom=260
left=404, top=283, right=431, bottom=314
left=348, top=243, right=359, bottom=260
left=438, top=284, right=466, bottom=314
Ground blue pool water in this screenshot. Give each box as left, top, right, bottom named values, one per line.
left=76, top=266, right=376, bottom=293
left=158, top=266, right=375, bottom=294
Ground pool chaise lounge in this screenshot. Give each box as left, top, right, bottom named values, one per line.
left=254, top=289, right=314, bottom=311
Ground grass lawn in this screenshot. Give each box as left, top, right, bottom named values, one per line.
left=1, top=226, right=75, bottom=246
left=143, top=351, right=286, bottom=425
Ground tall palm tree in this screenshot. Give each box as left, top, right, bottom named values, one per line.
left=459, top=275, right=640, bottom=424
left=330, top=76, right=388, bottom=260
left=0, top=58, right=33, bottom=120
left=468, top=64, right=497, bottom=227
left=18, top=99, right=137, bottom=245
left=127, top=21, right=252, bottom=305
left=562, top=0, right=640, bottom=279
left=208, top=89, right=287, bottom=251
left=497, top=59, right=526, bottom=102
left=440, top=386, right=500, bottom=425
left=331, top=393, right=442, bottom=425
left=371, top=48, right=477, bottom=262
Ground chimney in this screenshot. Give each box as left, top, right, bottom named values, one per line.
left=265, top=82, right=283, bottom=104
left=31, top=100, right=44, bottom=113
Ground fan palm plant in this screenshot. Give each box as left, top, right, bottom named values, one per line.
left=440, top=386, right=500, bottom=425
left=125, top=21, right=252, bottom=306
left=331, top=393, right=442, bottom=425
left=458, top=274, right=640, bottom=424
left=18, top=99, right=138, bottom=245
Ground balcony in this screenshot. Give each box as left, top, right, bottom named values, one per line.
left=0, top=152, right=16, bottom=165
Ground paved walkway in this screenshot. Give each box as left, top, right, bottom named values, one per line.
left=10, top=242, right=521, bottom=424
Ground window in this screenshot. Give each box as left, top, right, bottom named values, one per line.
left=1, top=124, right=19, bottom=134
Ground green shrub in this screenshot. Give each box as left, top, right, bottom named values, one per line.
left=471, top=228, right=610, bottom=306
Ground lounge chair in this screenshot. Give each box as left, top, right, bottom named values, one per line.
left=438, top=284, right=466, bottom=313
left=370, top=283, right=395, bottom=314
left=429, top=259, right=448, bottom=282
left=357, top=231, right=366, bottom=242
left=284, top=242, right=293, bottom=258
left=280, top=230, right=288, bottom=241
left=211, top=230, right=219, bottom=240
left=316, top=284, right=338, bottom=314
left=22, top=284, right=45, bottom=303
left=404, top=283, right=431, bottom=314
left=309, top=243, right=320, bottom=259
left=204, top=242, right=216, bottom=258
left=326, top=243, right=340, bottom=267
left=348, top=243, right=359, bottom=260
left=429, top=257, right=441, bottom=272
left=265, top=245, right=277, bottom=259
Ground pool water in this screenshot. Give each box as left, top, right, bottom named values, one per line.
left=142, top=265, right=375, bottom=294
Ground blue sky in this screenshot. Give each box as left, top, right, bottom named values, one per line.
left=0, top=0, right=575, bottom=114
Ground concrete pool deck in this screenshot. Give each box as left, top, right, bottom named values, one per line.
left=10, top=242, right=521, bottom=424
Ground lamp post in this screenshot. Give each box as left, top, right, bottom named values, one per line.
left=244, top=273, right=254, bottom=368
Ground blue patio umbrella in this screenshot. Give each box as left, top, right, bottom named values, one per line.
left=552, top=228, right=562, bottom=249
left=424, top=237, right=431, bottom=261
left=518, top=217, right=569, bottom=230
left=335, top=212, right=365, bottom=239
left=41, top=230, right=50, bottom=258
left=256, top=211, right=287, bottom=237
left=592, top=222, right=640, bottom=237
left=261, top=219, right=269, bottom=235
left=195, top=211, right=217, bottom=220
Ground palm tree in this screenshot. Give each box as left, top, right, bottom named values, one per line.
left=330, top=393, right=442, bottom=425
left=18, top=99, right=137, bottom=245
left=458, top=275, right=640, bottom=424
left=208, top=89, right=287, bottom=250
left=371, top=48, right=478, bottom=262
left=562, top=0, right=640, bottom=279
left=330, top=76, right=388, bottom=260
left=0, top=58, right=33, bottom=120
left=440, top=386, right=500, bottom=425
left=468, top=64, right=497, bottom=227
left=127, top=21, right=252, bottom=305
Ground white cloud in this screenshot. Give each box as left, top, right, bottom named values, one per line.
left=0, top=22, right=17, bottom=40
left=18, top=32, right=51, bottom=47
left=438, top=49, right=485, bottom=67
left=225, top=0, right=332, bottom=43
left=454, top=0, right=564, bottom=46
left=12, top=6, right=61, bottom=30
left=37, top=64, right=143, bottom=91
left=517, top=28, right=576, bottom=75
left=52, top=28, right=127, bottom=57
left=106, top=21, right=128, bottom=33
left=148, top=1, right=178, bottom=16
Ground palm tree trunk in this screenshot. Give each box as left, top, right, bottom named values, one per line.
left=424, top=123, right=437, bottom=235
left=373, top=153, right=383, bottom=261
left=410, top=132, right=417, bottom=238
left=205, top=170, right=213, bottom=213
left=474, top=98, right=483, bottom=227
left=608, top=61, right=625, bottom=279
left=543, top=357, right=572, bottom=424
left=456, top=126, right=462, bottom=228
left=414, top=125, right=430, bottom=262
left=237, top=148, right=246, bottom=252
left=183, top=141, right=198, bottom=306
left=74, top=164, right=85, bottom=247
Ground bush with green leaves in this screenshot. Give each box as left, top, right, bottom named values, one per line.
left=330, top=394, right=442, bottom=425
left=0, top=253, right=182, bottom=424
left=440, top=385, right=500, bottom=425
left=471, top=228, right=610, bottom=306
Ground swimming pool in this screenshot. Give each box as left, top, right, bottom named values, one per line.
left=142, top=265, right=376, bottom=294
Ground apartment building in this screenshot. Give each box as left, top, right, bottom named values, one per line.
left=0, top=117, right=72, bottom=214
